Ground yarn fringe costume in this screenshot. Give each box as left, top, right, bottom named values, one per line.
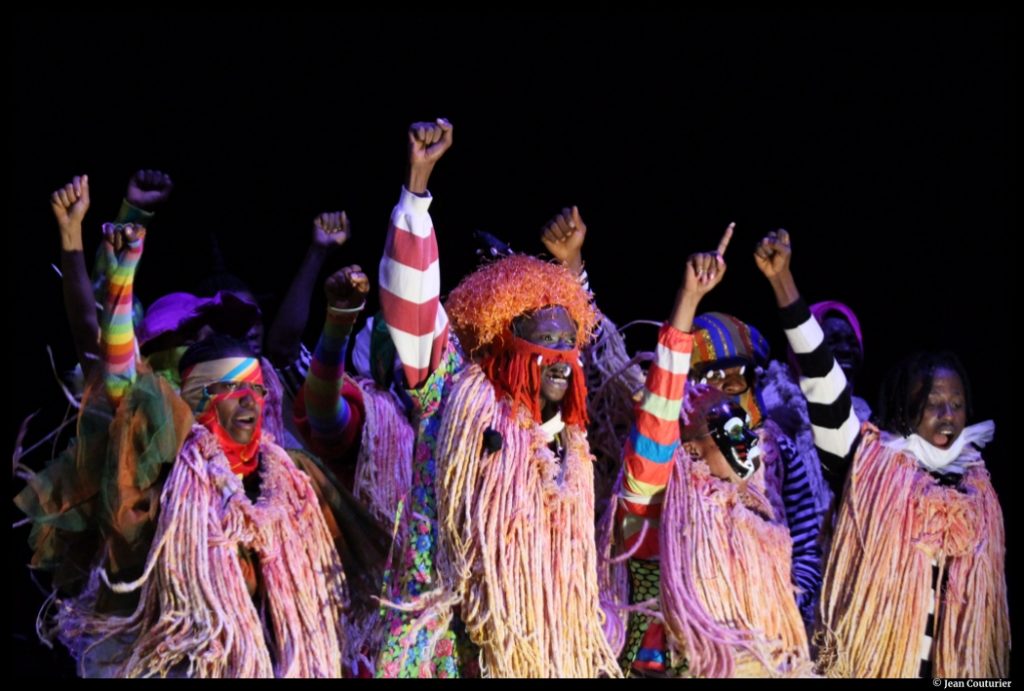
left=659, top=451, right=814, bottom=678
left=817, top=424, right=1009, bottom=678
left=431, top=365, right=620, bottom=677
left=351, top=377, right=416, bottom=529
left=583, top=315, right=650, bottom=519
left=52, top=426, right=348, bottom=678
left=376, top=254, right=618, bottom=677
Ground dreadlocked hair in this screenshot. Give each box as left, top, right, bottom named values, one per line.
left=877, top=351, right=973, bottom=436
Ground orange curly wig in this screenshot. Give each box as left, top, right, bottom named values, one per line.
left=445, top=255, right=598, bottom=355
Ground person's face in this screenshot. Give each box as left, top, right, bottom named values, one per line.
left=685, top=401, right=760, bottom=484
left=822, top=316, right=863, bottom=385
left=914, top=367, right=967, bottom=449
left=515, top=306, right=577, bottom=405
left=697, top=365, right=750, bottom=396
left=690, top=434, right=746, bottom=484
left=208, top=382, right=265, bottom=444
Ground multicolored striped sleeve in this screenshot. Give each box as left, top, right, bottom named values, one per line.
left=779, top=297, right=861, bottom=491
left=619, top=324, right=693, bottom=559
left=297, top=308, right=365, bottom=458
left=100, top=230, right=144, bottom=405
left=378, top=187, right=449, bottom=390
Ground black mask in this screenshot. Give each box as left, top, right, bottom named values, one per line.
left=706, top=401, right=761, bottom=479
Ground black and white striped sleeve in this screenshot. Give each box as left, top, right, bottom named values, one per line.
left=779, top=297, right=861, bottom=489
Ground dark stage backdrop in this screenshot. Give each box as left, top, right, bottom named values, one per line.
left=11, top=12, right=1016, bottom=677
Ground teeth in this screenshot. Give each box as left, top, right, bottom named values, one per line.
left=547, top=364, right=571, bottom=379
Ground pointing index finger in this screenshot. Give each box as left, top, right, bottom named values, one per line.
left=716, top=222, right=735, bottom=256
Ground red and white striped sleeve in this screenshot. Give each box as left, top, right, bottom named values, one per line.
left=378, top=187, right=450, bottom=390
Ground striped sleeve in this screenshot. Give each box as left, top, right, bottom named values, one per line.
left=775, top=431, right=823, bottom=623
left=378, top=187, right=449, bottom=390
left=779, top=297, right=861, bottom=489
left=276, top=341, right=312, bottom=399
left=619, top=324, right=693, bottom=559
left=297, top=308, right=365, bottom=458
left=100, top=233, right=144, bottom=405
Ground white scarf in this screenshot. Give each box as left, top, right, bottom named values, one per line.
left=881, top=420, right=994, bottom=474
left=540, top=411, right=566, bottom=442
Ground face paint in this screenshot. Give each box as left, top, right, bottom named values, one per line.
left=706, top=400, right=761, bottom=479
left=513, top=306, right=578, bottom=406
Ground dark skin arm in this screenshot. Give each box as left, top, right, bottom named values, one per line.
left=672, top=223, right=734, bottom=332
left=406, top=118, right=453, bottom=194
left=125, top=169, right=174, bottom=211
left=541, top=205, right=587, bottom=276
left=754, top=228, right=799, bottom=307
left=52, top=175, right=101, bottom=375
left=265, top=211, right=352, bottom=366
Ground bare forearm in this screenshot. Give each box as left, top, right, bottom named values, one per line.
left=59, top=222, right=100, bottom=371
left=266, top=245, right=329, bottom=365
left=406, top=163, right=434, bottom=195
left=768, top=269, right=801, bottom=308
left=61, top=248, right=101, bottom=373
left=669, top=289, right=703, bottom=333
left=59, top=223, right=84, bottom=253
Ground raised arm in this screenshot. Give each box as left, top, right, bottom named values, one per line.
left=619, top=225, right=733, bottom=557
left=100, top=223, right=146, bottom=405
left=118, top=168, right=174, bottom=224
left=541, top=205, right=587, bottom=277
left=295, top=264, right=369, bottom=461
left=266, top=211, right=351, bottom=366
left=378, top=118, right=454, bottom=389
left=755, top=229, right=861, bottom=489
left=51, top=175, right=102, bottom=375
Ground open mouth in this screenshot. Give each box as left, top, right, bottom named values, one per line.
left=233, top=414, right=258, bottom=429
left=543, top=363, right=571, bottom=387
left=932, top=426, right=957, bottom=448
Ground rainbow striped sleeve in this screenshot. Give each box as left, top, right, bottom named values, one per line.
left=100, top=232, right=144, bottom=405
left=301, top=307, right=363, bottom=451
left=378, top=187, right=449, bottom=390
left=618, top=323, right=693, bottom=559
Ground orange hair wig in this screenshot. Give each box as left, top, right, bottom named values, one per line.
left=445, top=255, right=597, bottom=355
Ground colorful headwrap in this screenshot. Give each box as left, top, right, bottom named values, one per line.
left=181, top=355, right=265, bottom=476
left=690, top=312, right=770, bottom=428
left=445, top=255, right=597, bottom=426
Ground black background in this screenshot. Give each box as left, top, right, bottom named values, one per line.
left=11, top=12, right=1016, bottom=677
